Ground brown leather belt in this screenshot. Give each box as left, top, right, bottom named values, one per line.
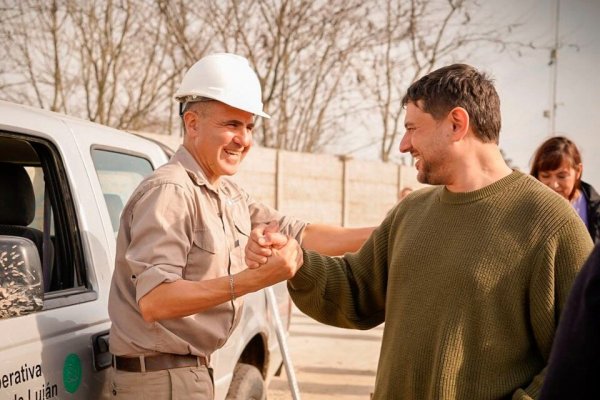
left=113, top=354, right=208, bottom=372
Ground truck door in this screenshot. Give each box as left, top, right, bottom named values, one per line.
left=0, top=132, right=111, bottom=399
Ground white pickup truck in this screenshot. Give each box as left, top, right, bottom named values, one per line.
left=0, top=100, right=290, bottom=400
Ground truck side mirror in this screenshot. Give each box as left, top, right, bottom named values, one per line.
left=0, top=236, right=44, bottom=319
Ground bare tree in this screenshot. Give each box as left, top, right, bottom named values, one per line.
left=155, top=0, right=220, bottom=134
left=0, top=0, right=532, bottom=156
left=0, top=0, right=181, bottom=132
left=66, top=0, right=182, bottom=131
left=167, top=0, right=375, bottom=153
left=354, top=0, right=411, bottom=162
left=0, top=0, right=73, bottom=112
left=357, top=0, right=529, bottom=161
left=156, top=0, right=215, bottom=72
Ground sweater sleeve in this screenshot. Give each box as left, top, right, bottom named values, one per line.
left=512, top=216, right=593, bottom=399
left=287, top=210, right=393, bottom=330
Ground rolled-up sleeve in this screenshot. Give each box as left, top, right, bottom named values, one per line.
left=125, top=183, right=196, bottom=303
left=245, top=192, right=307, bottom=242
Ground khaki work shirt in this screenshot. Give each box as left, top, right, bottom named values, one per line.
left=108, top=146, right=306, bottom=359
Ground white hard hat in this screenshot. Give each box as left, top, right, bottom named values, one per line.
left=174, top=53, right=270, bottom=119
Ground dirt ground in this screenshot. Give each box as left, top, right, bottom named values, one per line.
left=267, top=307, right=383, bottom=400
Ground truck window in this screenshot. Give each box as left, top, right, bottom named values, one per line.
left=0, top=134, right=89, bottom=318
left=91, top=149, right=154, bottom=234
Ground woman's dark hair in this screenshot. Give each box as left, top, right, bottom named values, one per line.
left=530, top=136, right=582, bottom=199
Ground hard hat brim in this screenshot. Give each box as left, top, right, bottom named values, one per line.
left=255, top=110, right=271, bottom=119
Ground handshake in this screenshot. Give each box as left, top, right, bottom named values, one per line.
left=243, top=221, right=304, bottom=285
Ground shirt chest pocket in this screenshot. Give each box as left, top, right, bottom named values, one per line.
left=186, top=228, right=223, bottom=280
left=193, top=228, right=216, bottom=253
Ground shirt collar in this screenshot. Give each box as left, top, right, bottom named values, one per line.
left=170, top=145, right=219, bottom=192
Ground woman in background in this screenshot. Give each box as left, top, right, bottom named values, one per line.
left=531, top=136, right=600, bottom=243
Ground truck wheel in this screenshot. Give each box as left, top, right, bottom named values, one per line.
left=225, top=363, right=266, bottom=400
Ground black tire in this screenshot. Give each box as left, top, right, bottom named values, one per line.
left=225, top=363, right=266, bottom=400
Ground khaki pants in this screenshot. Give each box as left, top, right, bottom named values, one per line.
left=108, top=366, right=214, bottom=400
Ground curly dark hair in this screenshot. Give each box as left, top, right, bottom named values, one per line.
left=401, top=64, right=501, bottom=144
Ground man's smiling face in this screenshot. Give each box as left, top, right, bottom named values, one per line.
left=400, top=101, right=453, bottom=186
left=184, top=101, right=255, bottom=184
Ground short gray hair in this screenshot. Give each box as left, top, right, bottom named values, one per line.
left=178, top=96, right=215, bottom=117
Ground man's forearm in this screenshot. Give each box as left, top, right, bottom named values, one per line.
left=139, top=237, right=303, bottom=322
left=301, top=224, right=375, bottom=256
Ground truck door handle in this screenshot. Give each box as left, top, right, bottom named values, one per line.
left=92, top=330, right=111, bottom=371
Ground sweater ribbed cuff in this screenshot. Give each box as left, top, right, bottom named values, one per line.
left=289, top=249, right=327, bottom=292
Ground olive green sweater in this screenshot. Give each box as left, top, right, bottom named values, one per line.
left=289, top=171, right=593, bottom=399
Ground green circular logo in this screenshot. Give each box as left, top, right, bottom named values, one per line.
left=63, top=353, right=82, bottom=393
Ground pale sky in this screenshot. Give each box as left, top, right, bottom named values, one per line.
left=476, top=0, right=600, bottom=188
left=343, top=0, right=600, bottom=189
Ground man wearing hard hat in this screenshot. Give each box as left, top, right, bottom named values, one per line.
left=107, top=53, right=373, bottom=399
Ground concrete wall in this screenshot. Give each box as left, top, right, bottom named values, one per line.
left=136, top=132, right=424, bottom=227
left=345, top=158, right=399, bottom=227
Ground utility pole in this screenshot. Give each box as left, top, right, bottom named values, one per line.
left=548, top=0, right=560, bottom=136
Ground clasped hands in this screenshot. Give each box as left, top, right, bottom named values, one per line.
left=244, top=221, right=303, bottom=282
